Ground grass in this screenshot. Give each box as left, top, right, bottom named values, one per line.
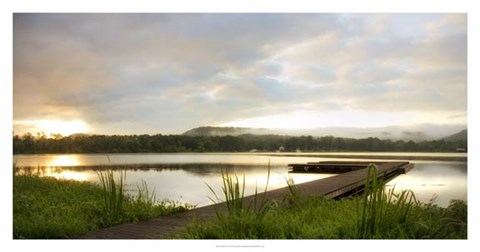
left=206, top=162, right=272, bottom=220
left=178, top=164, right=467, bottom=239
left=206, top=169, right=247, bottom=217
left=13, top=172, right=193, bottom=239
left=97, top=170, right=126, bottom=219
left=356, top=164, right=418, bottom=238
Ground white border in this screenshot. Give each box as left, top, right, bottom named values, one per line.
left=2, top=1, right=478, bottom=251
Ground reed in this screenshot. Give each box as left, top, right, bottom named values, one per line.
left=136, top=180, right=157, bottom=205
left=356, top=163, right=418, bottom=238
left=206, top=163, right=272, bottom=219
left=206, top=169, right=246, bottom=217
left=282, top=177, right=301, bottom=208
left=252, top=161, right=273, bottom=219
left=97, top=170, right=126, bottom=217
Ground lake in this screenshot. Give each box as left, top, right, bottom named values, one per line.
left=13, top=152, right=467, bottom=207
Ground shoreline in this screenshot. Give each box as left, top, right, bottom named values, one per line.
left=257, top=153, right=467, bottom=162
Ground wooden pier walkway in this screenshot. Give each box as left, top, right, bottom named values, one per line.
left=288, top=161, right=387, bottom=173
left=78, top=161, right=412, bottom=239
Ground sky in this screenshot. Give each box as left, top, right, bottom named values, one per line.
left=13, top=13, right=467, bottom=136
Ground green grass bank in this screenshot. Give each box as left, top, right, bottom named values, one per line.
left=177, top=165, right=467, bottom=239
left=13, top=174, right=191, bottom=239
left=179, top=195, right=467, bottom=239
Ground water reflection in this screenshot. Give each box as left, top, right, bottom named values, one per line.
left=386, top=162, right=467, bottom=207
left=16, top=163, right=287, bottom=176
left=120, top=167, right=333, bottom=207
left=50, top=155, right=80, bottom=167
left=50, top=170, right=89, bottom=181
left=13, top=153, right=467, bottom=207
left=14, top=152, right=466, bottom=168
left=14, top=163, right=333, bottom=207
left=15, top=166, right=89, bottom=181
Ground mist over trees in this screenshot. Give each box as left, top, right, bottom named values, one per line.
left=13, top=133, right=467, bottom=154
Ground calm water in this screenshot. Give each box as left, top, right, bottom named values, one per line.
left=13, top=153, right=467, bottom=207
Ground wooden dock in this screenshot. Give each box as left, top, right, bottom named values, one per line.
left=398, top=163, right=414, bottom=174
left=78, top=161, right=413, bottom=239
left=288, top=161, right=412, bottom=198
left=288, top=161, right=387, bottom=173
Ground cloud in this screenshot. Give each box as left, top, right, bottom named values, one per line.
left=13, top=13, right=467, bottom=134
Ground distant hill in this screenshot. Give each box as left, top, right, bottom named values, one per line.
left=182, top=124, right=467, bottom=141
left=182, top=126, right=270, bottom=136
left=443, top=129, right=467, bottom=142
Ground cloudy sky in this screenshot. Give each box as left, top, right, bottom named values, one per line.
left=13, top=13, right=467, bottom=135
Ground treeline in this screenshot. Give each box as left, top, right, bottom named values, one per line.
left=13, top=133, right=467, bottom=154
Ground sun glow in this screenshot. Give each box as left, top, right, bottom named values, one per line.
left=50, top=155, right=80, bottom=167
left=50, top=170, right=89, bottom=181
left=14, top=119, right=90, bottom=136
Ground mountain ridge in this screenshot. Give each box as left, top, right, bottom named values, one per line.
left=442, top=129, right=467, bottom=142
left=182, top=124, right=467, bottom=141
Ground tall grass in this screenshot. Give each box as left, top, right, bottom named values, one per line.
left=136, top=180, right=157, bottom=205
left=206, top=162, right=272, bottom=219
left=96, top=169, right=195, bottom=221
left=97, top=170, right=126, bottom=217
left=206, top=169, right=246, bottom=217
left=253, top=162, right=272, bottom=220
left=356, top=164, right=418, bottom=238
